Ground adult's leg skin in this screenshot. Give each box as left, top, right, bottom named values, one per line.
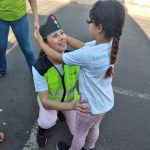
left=11, top=15, right=35, bottom=72
left=0, top=20, right=9, bottom=74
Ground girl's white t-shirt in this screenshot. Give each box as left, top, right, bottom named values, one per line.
left=63, top=40, right=114, bottom=114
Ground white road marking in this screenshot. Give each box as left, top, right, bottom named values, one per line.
left=113, top=87, right=150, bottom=100
left=23, top=122, right=39, bottom=150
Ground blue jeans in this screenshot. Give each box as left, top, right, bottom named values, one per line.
left=0, top=15, right=35, bottom=74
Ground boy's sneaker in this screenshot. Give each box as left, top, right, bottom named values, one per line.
left=56, top=141, right=70, bottom=150
left=36, top=126, right=47, bottom=148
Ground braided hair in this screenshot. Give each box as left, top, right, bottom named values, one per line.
left=87, top=0, right=125, bottom=78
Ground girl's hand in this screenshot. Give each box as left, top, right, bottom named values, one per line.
left=73, top=100, right=90, bottom=117
left=34, top=27, right=43, bottom=44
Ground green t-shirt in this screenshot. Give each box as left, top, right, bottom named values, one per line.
left=0, top=0, right=26, bottom=21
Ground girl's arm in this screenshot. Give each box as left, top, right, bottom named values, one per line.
left=34, top=29, right=63, bottom=64
left=66, top=35, right=85, bottom=49
left=39, top=91, right=90, bottom=114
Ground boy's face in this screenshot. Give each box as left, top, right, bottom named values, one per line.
left=46, top=29, right=67, bottom=54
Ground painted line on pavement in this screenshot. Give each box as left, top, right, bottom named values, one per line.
left=113, top=86, right=150, bottom=101
left=23, top=122, right=39, bottom=150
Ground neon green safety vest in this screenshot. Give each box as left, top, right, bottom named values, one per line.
left=44, top=65, right=80, bottom=102
left=33, top=54, right=80, bottom=103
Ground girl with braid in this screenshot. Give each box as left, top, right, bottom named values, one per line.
left=34, top=0, right=126, bottom=150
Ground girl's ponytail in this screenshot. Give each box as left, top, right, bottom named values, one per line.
left=105, top=34, right=120, bottom=78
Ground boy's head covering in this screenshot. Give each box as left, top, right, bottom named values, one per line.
left=39, top=14, right=62, bottom=39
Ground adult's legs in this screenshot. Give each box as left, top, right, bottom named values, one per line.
left=0, top=20, right=9, bottom=74
left=10, top=15, right=35, bottom=72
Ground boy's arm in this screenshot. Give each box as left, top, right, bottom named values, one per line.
left=28, top=0, right=39, bottom=29
left=66, top=35, right=85, bottom=49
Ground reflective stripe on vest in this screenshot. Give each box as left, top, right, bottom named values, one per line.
left=65, top=86, right=76, bottom=97
left=51, top=89, right=64, bottom=97
left=50, top=86, right=76, bottom=101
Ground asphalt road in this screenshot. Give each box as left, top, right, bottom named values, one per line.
left=0, top=2, right=150, bottom=150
